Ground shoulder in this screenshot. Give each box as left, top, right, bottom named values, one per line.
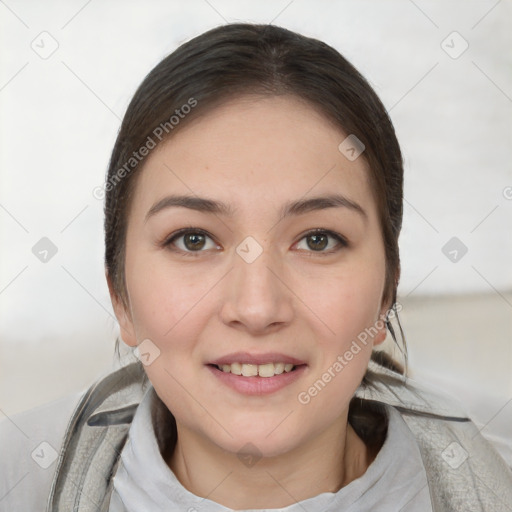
left=357, top=361, right=512, bottom=509
left=357, top=360, right=470, bottom=418
left=0, top=363, right=146, bottom=512
left=0, top=391, right=84, bottom=512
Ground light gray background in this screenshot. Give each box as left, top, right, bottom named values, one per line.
left=1, top=0, right=511, bottom=460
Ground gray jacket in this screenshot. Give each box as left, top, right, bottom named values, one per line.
left=1, top=360, right=511, bottom=511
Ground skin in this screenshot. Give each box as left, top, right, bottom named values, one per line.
left=108, top=95, right=391, bottom=509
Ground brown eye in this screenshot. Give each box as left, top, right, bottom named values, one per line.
left=307, top=233, right=329, bottom=251
left=295, top=229, right=347, bottom=253
left=183, top=233, right=206, bottom=251
left=163, top=229, right=219, bottom=255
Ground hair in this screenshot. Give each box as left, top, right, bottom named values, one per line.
left=104, top=24, right=408, bottom=436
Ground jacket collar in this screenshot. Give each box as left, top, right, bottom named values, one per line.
left=84, top=360, right=469, bottom=427
left=355, top=360, right=469, bottom=420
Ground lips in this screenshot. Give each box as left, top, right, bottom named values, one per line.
left=205, top=351, right=308, bottom=394
left=206, top=362, right=307, bottom=395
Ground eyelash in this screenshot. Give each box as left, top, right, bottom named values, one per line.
left=161, top=227, right=348, bottom=257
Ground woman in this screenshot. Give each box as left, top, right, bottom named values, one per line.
left=1, top=23, right=511, bottom=512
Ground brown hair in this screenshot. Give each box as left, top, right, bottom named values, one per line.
left=104, top=23, right=406, bottom=368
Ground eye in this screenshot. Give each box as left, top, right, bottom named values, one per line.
left=162, top=227, right=348, bottom=256
left=163, top=228, right=219, bottom=256
left=295, top=229, right=348, bottom=254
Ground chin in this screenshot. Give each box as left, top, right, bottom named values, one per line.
left=223, top=435, right=299, bottom=460
left=209, top=421, right=304, bottom=460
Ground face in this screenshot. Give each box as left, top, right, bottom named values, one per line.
left=110, top=95, right=390, bottom=459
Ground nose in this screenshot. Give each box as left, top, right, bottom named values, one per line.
left=219, top=243, right=295, bottom=335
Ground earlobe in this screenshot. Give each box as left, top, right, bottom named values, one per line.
left=106, top=270, right=138, bottom=347
left=373, top=325, right=388, bottom=346
left=114, top=304, right=138, bottom=348
left=373, top=300, right=392, bottom=346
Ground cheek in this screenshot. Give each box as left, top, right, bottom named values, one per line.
left=295, top=268, right=384, bottom=419
left=125, top=247, right=215, bottom=342
left=306, top=258, right=385, bottom=346
left=124, top=254, right=214, bottom=417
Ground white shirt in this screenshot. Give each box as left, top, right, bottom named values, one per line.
left=109, top=386, right=433, bottom=511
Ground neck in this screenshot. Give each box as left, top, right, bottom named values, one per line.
left=166, top=414, right=371, bottom=509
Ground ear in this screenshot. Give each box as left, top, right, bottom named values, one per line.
left=373, top=298, right=392, bottom=347
left=106, top=269, right=137, bottom=347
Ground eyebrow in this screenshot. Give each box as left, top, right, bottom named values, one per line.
left=145, top=193, right=367, bottom=223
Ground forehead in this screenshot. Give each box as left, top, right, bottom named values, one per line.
left=130, top=95, right=377, bottom=224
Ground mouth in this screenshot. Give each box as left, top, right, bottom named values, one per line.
left=207, top=362, right=306, bottom=378
left=206, top=355, right=308, bottom=395
left=206, top=352, right=308, bottom=395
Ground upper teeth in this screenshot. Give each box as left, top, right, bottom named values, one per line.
left=218, top=362, right=295, bottom=377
